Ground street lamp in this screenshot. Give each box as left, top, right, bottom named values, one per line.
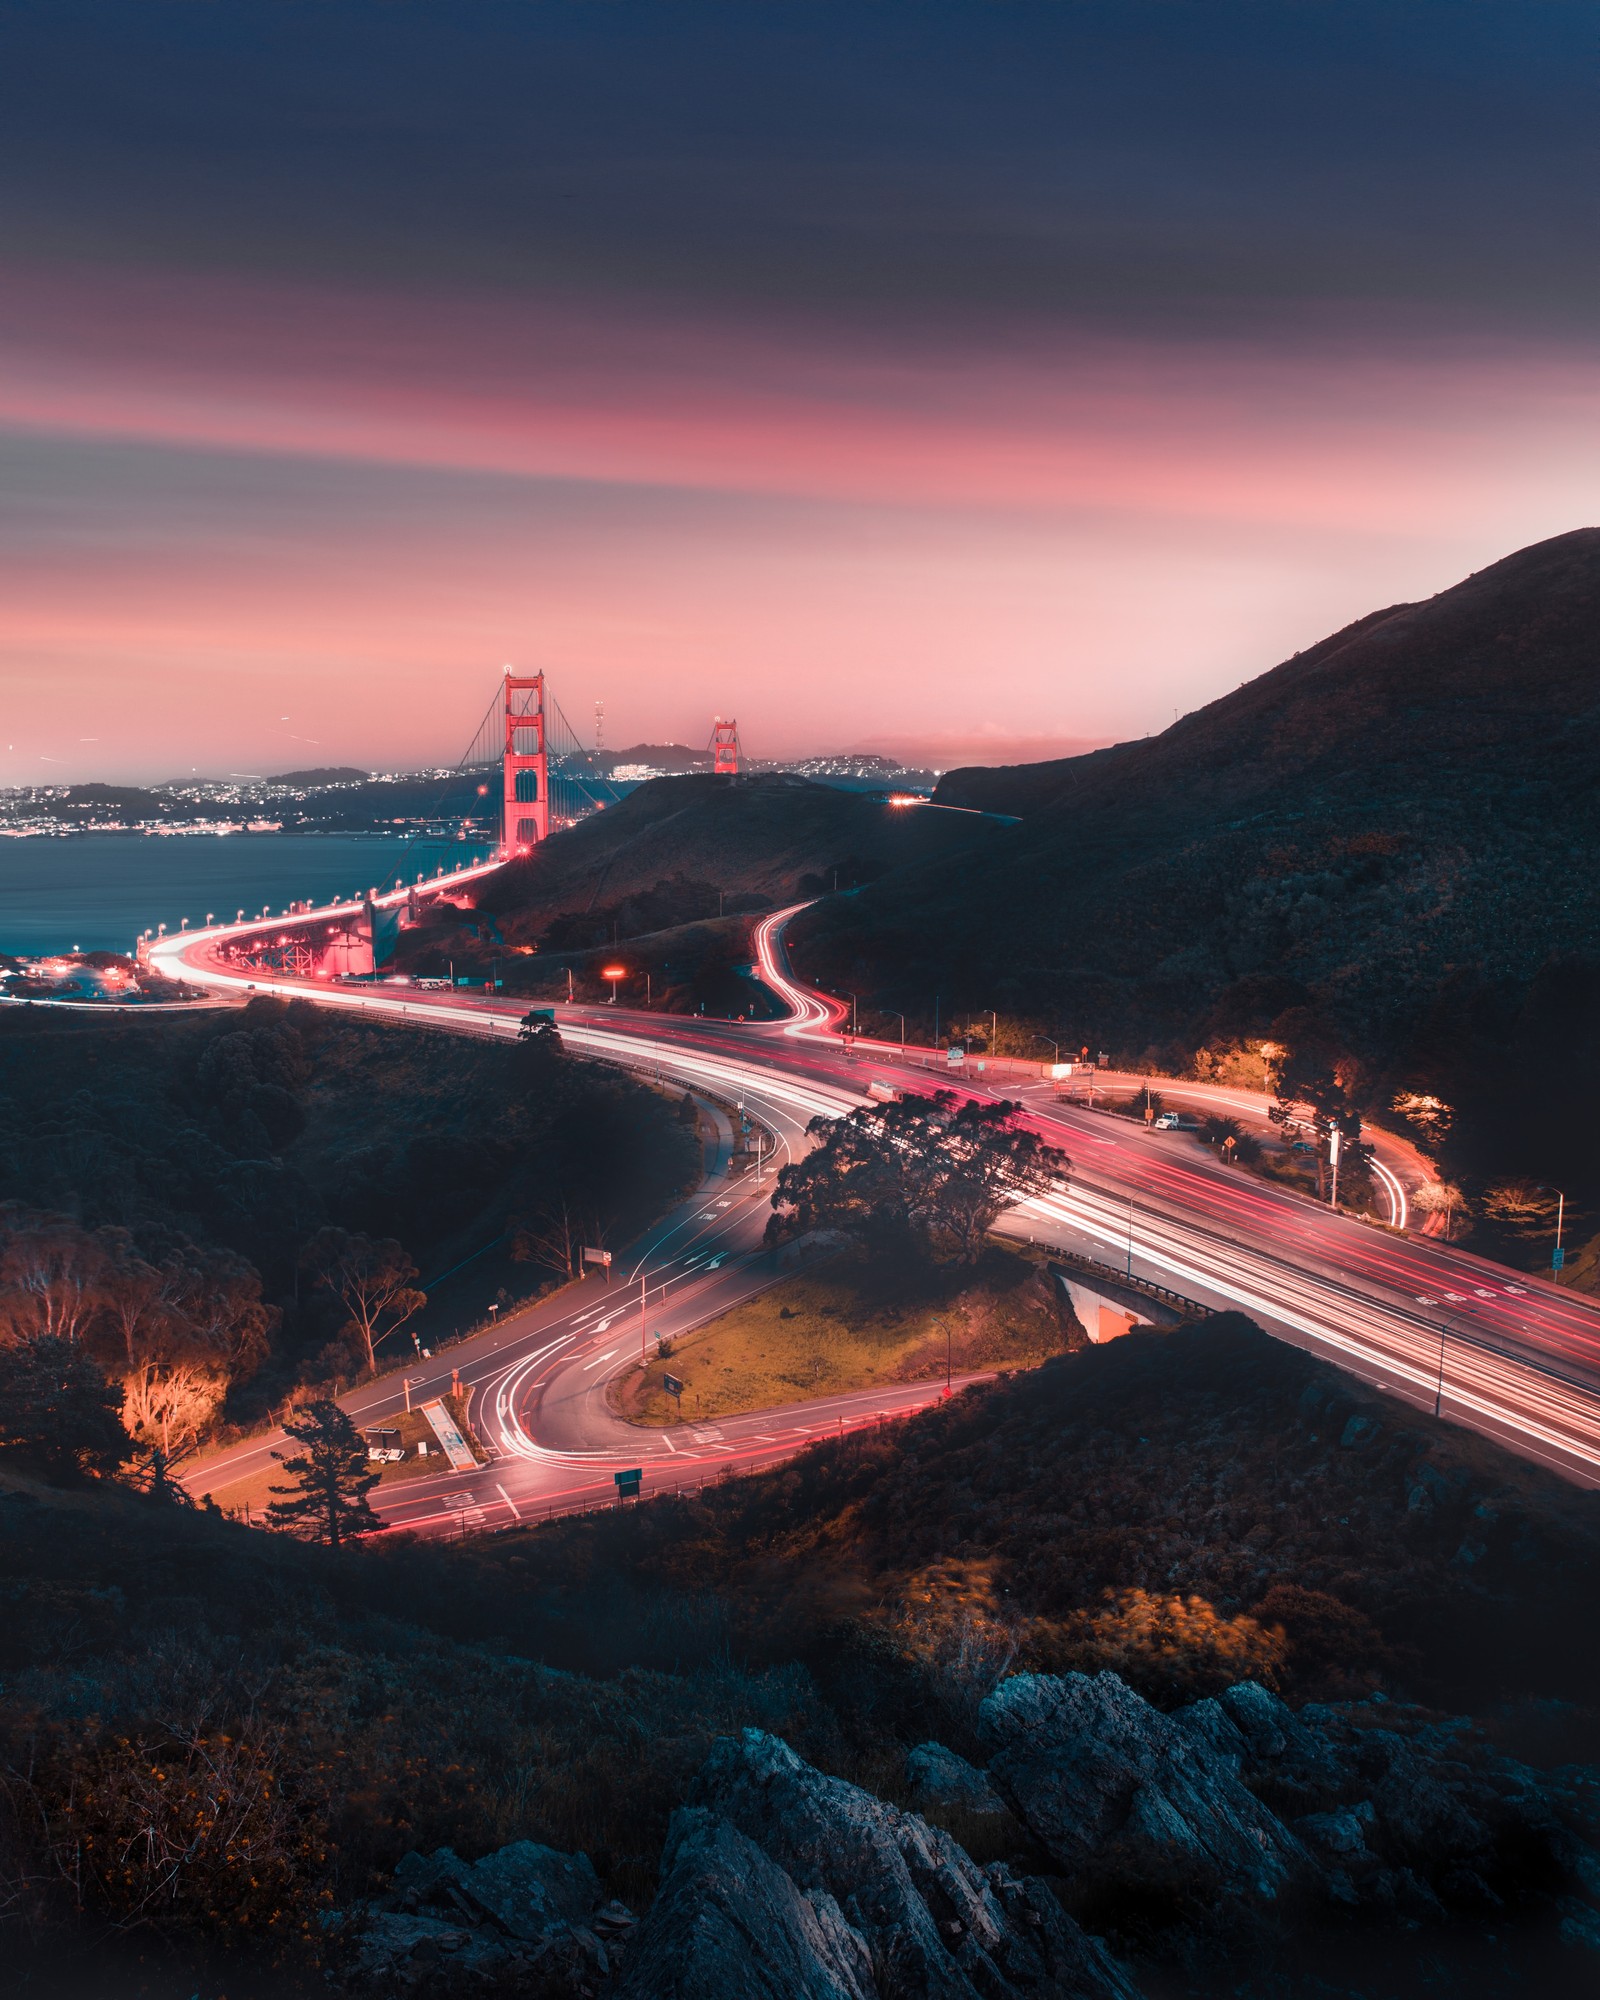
left=603, top=963, right=626, bottom=1004
left=1539, top=1185, right=1568, bottom=1278
left=1034, top=1034, right=1060, bottom=1065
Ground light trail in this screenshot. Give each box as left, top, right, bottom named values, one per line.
left=154, top=870, right=1600, bottom=1496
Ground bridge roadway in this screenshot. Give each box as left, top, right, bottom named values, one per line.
left=158, top=897, right=1600, bottom=1515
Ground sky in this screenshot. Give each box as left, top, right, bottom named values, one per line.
left=3, top=2, right=1600, bottom=782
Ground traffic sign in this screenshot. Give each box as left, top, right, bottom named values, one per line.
left=662, top=1373, right=684, bottom=1398
left=1552, top=1246, right=1565, bottom=1271
left=614, top=1468, right=642, bottom=1498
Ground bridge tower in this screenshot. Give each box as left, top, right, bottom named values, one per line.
left=502, top=668, right=550, bottom=851
left=711, top=716, right=741, bottom=776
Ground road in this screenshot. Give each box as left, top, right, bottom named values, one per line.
left=155, top=886, right=1600, bottom=1501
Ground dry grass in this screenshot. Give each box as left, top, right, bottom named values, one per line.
left=612, top=1245, right=1067, bottom=1426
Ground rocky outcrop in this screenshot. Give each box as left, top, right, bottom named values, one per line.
left=617, top=1727, right=1138, bottom=1999
left=980, top=1671, right=1599, bottom=1936
left=352, top=1838, right=632, bottom=1995
left=906, top=1741, right=1011, bottom=1817
left=980, top=1671, right=1310, bottom=1921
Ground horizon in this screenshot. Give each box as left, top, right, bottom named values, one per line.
left=7, top=5, right=1600, bottom=784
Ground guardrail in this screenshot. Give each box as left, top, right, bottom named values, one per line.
left=1047, top=1248, right=1215, bottom=1322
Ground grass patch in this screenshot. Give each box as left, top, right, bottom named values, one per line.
left=612, top=1243, right=1067, bottom=1426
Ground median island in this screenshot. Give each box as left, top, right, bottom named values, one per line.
left=611, top=1242, right=1070, bottom=1425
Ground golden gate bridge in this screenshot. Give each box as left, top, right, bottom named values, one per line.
left=211, top=670, right=740, bottom=981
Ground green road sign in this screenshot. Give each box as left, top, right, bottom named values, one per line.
left=614, top=1468, right=642, bottom=1498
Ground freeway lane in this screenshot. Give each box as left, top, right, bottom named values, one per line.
left=154, top=887, right=1600, bottom=1489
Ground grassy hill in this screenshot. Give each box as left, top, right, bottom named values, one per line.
left=792, top=529, right=1600, bottom=1239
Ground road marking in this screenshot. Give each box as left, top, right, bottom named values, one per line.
left=496, top=1482, right=521, bottom=1520
left=583, top=1344, right=625, bottom=1371
left=690, top=1426, right=723, bottom=1442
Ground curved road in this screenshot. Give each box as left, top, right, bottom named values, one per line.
left=158, top=881, right=1600, bottom=1505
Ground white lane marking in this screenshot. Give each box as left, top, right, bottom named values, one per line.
left=583, top=1344, right=628, bottom=1371
left=496, top=1482, right=522, bottom=1519
left=661, top=1431, right=678, bottom=1452
left=690, top=1426, right=723, bottom=1442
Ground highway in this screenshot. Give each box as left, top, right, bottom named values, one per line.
left=155, top=883, right=1600, bottom=1513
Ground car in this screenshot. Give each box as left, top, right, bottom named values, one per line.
left=1153, top=1111, right=1197, bottom=1131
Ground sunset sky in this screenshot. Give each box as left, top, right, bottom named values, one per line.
left=3, top=3, right=1599, bottom=781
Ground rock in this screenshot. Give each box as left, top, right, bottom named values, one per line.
left=1294, top=1808, right=1372, bottom=1858
left=364, top=1837, right=622, bottom=1993
left=350, top=1909, right=543, bottom=1991
left=980, top=1672, right=1312, bottom=1918
left=618, top=1727, right=1138, bottom=1999
left=617, top=1809, right=877, bottom=1999
left=906, top=1741, right=1011, bottom=1816
left=1339, top=1414, right=1381, bottom=1448
left=979, top=1670, right=1600, bottom=1940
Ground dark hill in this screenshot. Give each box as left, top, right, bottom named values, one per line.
left=473, top=772, right=1001, bottom=949
left=792, top=530, right=1600, bottom=1207
left=266, top=765, right=371, bottom=786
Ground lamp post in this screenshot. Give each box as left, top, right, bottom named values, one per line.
left=1538, top=1185, right=1568, bottom=1279
left=1035, top=1035, right=1060, bottom=1066
left=603, top=963, right=626, bottom=1004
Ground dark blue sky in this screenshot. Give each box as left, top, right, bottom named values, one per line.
left=3, top=3, right=1598, bottom=777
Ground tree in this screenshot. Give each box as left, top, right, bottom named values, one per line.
left=0, top=1334, right=128, bottom=1481
left=1412, top=1179, right=1468, bottom=1240
left=130, top=1442, right=195, bottom=1507
left=302, top=1228, right=426, bottom=1372
left=105, top=1241, right=275, bottom=1457
left=768, top=1090, right=1069, bottom=1265
left=266, top=1399, right=381, bottom=1546
left=518, top=1012, right=563, bottom=1054
left=1481, top=1181, right=1561, bottom=1242
left=0, top=1206, right=108, bottom=1343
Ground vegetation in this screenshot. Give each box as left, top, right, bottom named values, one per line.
left=614, top=1244, right=1068, bottom=1425
left=0, top=1001, right=698, bottom=1449
left=1, top=1313, right=1597, bottom=1991
left=266, top=1400, right=382, bottom=1547
left=767, top=1090, right=1068, bottom=1265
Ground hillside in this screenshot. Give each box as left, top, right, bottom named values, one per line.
left=792, top=530, right=1600, bottom=1228
left=467, top=772, right=1000, bottom=950
left=6, top=1318, right=1599, bottom=1996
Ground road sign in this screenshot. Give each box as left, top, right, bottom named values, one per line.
left=946, top=1046, right=964, bottom=1067
left=662, top=1373, right=684, bottom=1398
left=582, top=1246, right=612, bottom=1267
left=1552, top=1246, right=1565, bottom=1271
left=614, top=1468, right=642, bottom=1498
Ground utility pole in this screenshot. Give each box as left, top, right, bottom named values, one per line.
left=640, top=1270, right=649, bottom=1363
left=1328, top=1124, right=1342, bottom=1209
left=566, top=965, right=574, bottom=1003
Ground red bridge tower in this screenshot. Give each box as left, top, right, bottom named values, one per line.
left=711, top=716, right=741, bottom=776
left=502, top=668, right=549, bottom=851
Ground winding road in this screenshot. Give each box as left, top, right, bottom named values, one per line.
left=158, top=877, right=1600, bottom=1524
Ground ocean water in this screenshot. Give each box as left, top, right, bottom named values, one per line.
left=0, top=834, right=492, bottom=956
